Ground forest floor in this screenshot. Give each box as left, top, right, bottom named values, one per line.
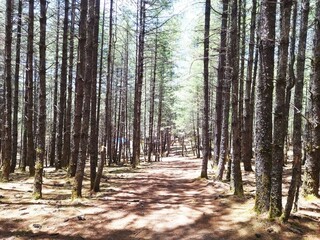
left=0, top=155, right=319, bottom=240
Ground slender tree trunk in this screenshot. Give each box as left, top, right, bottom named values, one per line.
left=147, top=25, right=158, bottom=163
left=21, top=78, right=27, bottom=171
left=201, top=0, right=210, bottom=179
left=303, top=1, right=320, bottom=197
left=123, top=25, right=130, bottom=163
left=97, top=0, right=106, bottom=136
left=282, top=0, right=309, bottom=222
left=89, top=0, right=100, bottom=190
left=230, top=0, right=243, bottom=196
left=26, top=0, right=35, bottom=177
left=33, top=62, right=38, bottom=145
left=132, top=0, right=146, bottom=168
left=56, top=0, right=69, bottom=169
left=196, top=103, right=200, bottom=159
left=255, top=0, right=276, bottom=213
left=216, top=8, right=232, bottom=180
left=11, top=0, right=23, bottom=173
left=72, top=0, right=92, bottom=199
left=69, top=0, right=87, bottom=178
left=238, top=0, right=245, bottom=169
left=283, top=0, right=298, bottom=144
left=62, top=0, right=76, bottom=169
left=49, top=0, right=60, bottom=167
left=2, top=0, right=13, bottom=181
left=34, top=0, right=47, bottom=199
left=242, top=0, right=256, bottom=172
left=214, top=0, right=229, bottom=165
left=156, top=77, right=164, bottom=162
left=104, top=0, right=114, bottom=167
left=270, top=0, right=292, bottom=219
left=95, top=0, right=113, bottom=191
left=93, top=1, right=107, bottom=192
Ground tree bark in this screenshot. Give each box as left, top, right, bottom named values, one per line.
left=34, top=0, right=47, bottom=199
left=2, top=0, right=13, bottom=181
left=104, top=0, right=114, bottom=168
left=216, top=0, right=232, bottom=180
left=238, top=0, right=245, bottom=171
left=270, top=0, right=292, bottom=219
left=242, top=0, right=257, bottom=172
left=201, top=0, right=211, bottom=179
left=230, top=0, right=243, bottom=196
left=214, top=0, right=228, bottom=165
left=49, top=0, right=60, bottom=168
left=62, top=0, right=76, bottom=170
left=255, top=0, right=276, bottom=214
left=56, top=0, right=69, bottom=169
left=69, top=0, right=87, bottom=178
left=26, top=0, right=35, bottom=177
left=147, top=23, right=158, bottom=163
left=93, top=0, right=107, bottom=192
left=303, top=1, right=320, bottom=197
left=282, top=0, right=309, bottom=222
left=72, top=0, right=93, bottom=199
left=132, top=0, right=146, bottom=168
left=89, top=0, right=100, bottom=190
left=11, top=0, right=23, bottom=173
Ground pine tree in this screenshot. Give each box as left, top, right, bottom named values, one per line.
left=34, top=0, right=47, bottom=199
left=303, top=0, right=320, bottom=197
left=255, top=0, right=276, bottom=213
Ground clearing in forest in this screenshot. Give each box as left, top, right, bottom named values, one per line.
left=0, top=156, right=319, bottom=240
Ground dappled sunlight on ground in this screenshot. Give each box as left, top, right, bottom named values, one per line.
left=0, top=156, right=319, bottom=239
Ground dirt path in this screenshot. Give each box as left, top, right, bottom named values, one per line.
left=0, top=156, right=319, bottom=239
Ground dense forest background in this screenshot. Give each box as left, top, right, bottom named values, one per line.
left=0, top=0, right=320, bottom=227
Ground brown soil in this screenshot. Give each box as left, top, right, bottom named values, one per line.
left=0, top=156, right=319, bottom=240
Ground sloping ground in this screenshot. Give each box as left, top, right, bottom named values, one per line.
left=0, top=156, right=319, bottom=240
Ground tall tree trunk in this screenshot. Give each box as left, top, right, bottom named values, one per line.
left=238, top=0, right=245, bottom=170
left=49, top=0, right=60, bottom=167
left=255, top=0, right=276, bottom=214
left=26, top=0, right=35, bottom=177
left=56, top=0, right=69, bottom=169
left=230, top=0, right=243, bottom=196
left=123, top=24, right=130, bottom=163
left=196, top=101, right=201, bottom=159
left=270, top=0, right=292, bottom=219
left=242, top=0, right=256, bottom=172
left=89, top=0, right=100, bottom=190
left=21, top=77, right=28, bottom=171
left=94, top=0, right=113, bottom=192
left=69, top=0, right=87, bottom=178
left=156, top=76, right=164, bottom=162
left=34, top=0, right=47, bottom=199
left=93, top=0, right=107, bottom=192
left=104, top=0, right=114, bottom=168
left=72, top=0, right=93, bottom=199
left=2, top=0, right=13, bottom=181
left=97, top=0, right=106, bottom=137
left=132, top=0, right=146, bottom=168
left=62, top=0, right=76, bottom=169
left=216, top=4, right=232, bottom=180
left=303, top=1, right=320, bottom=197
left=11, top=0, right=23, bottom=173
left=147, top=24, right=158, bottom=163
left=214, top=0, right=229, bottom=165
left=201, top=0, right=210, bottom=179
left=283, top=0, right=298, bottom=145
left=282, top=0, right=309, bottom=222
